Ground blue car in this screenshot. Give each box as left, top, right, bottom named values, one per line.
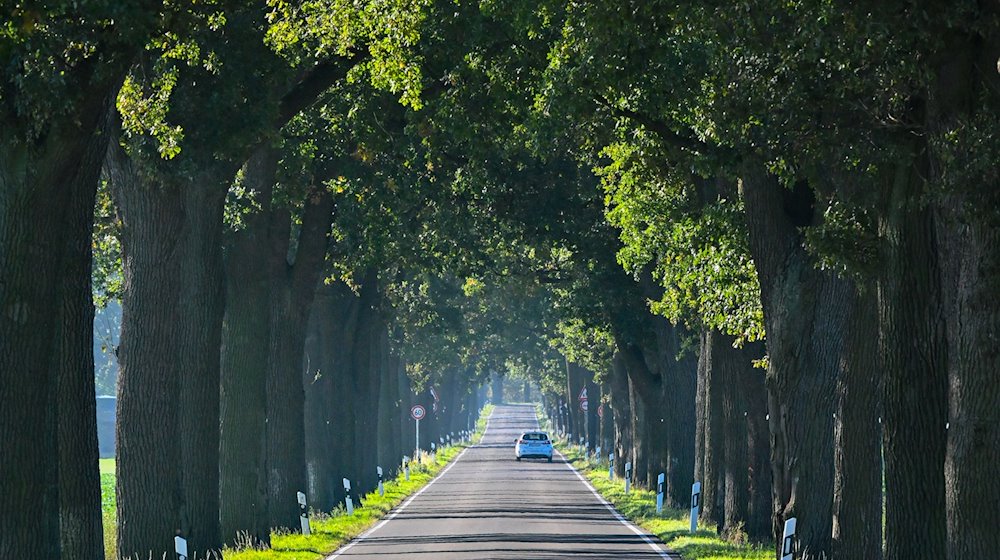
left=514, top=431, right=553, bottom=462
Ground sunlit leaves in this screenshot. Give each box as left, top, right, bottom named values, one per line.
left=265, top=0, right=431, bottom=108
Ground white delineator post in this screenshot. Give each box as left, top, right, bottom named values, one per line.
left=624, top=461, right=632, bottom=494
left=343, top=478, right=354, bottom=516
left=403, top=456, right=410, bottom=481
left=431, top=441, right=436, bottom=461
left=608, top=453, right=614, bottom=480
left=656, top=472, right=665, bottom=514
left=377, top=466, right=384, bottom=497
left=690, top=481, right=701, bottom=533
left=175, top=536, right=188, bottom=560
left=296, top=491, right=311, bottom=535
left=781, top=517, right=797, bottom=560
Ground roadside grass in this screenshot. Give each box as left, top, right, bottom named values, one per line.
left=555, top=444, right=770, bottom=560
left=101, top=404, right=494, bottom=560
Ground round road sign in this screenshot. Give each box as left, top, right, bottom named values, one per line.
left=410, top=405, right=426, bottom=421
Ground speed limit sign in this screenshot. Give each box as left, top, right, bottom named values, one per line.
left=411, top=405, right=426, bottom=421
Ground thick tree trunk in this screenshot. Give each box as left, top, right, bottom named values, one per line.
left=267, top=190, right=333, bottom=529
left=654, top=320, right=697, bottom=508
left=720, top=336, right=749, bottom=538
left=113, top=158, right=230, bottom=559
left=700, top=331, right=726, bottom=528
left=586, top=374, right=599, bottom=452
left=491, top=374, right=504, bottom=405
left=219, top=147, right=278, bottom=547
left=350, top=272, right=383, bottom=494
left=609, top=353, right=633, bottom=478
left=933, top=21, right=1000, bottom=559
left=693, top=331, right=709, bottom=506
left=565, top=360, right=587, bottom=446
left=55, top=119, right=107, bottom=560
left=304, top=282, right=360, bottom=512
left=832, top=284, right=882, bottom=559
left=944, top=214, right=1000, bottom=557
left=878, top=161, right=948, bottom=560
left=742, top=168, right=842, bottom=560
left=743, top=343, right=772, bottom=543
left=175, top=183, right=227, bottom=557
left=0, top=93, right=115, bottom=557
left=110, top=145, right=187, bottom=559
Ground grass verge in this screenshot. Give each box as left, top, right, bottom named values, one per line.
left=538, top=408, right=769, bottom=560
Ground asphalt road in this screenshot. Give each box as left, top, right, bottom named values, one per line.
left=328, top=404, right=675, bottom=559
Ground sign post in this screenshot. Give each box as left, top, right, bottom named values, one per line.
left=343, top=478, right=354, bottom=516
left=781, top=518, right=797, bottom=560
left=411, top=405, right=426, bottom=464
left=690, top=481, right=701, bottom=533
left=296, top=491, right=311, bottom=535
left=175, top=536, right=188, bottom=560
left=377, top=466, right=384, bottom=497
left=624, top=461, right=632, bottom=494
left=656, top=473, right=665, bottom=514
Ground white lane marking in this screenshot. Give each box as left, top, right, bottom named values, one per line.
left=327, top=407, right=497, bottom=559
left=536, top=405, right=674, bottom=560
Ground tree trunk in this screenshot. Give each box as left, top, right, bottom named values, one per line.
left=932, top=20, right=1000, bottom=559
left=586, top=374, right=599, bottom=452
left=878, top=160, right=948, bottom=560
left=219, top=147, right=278, bottom=548
left=0, top=91, right=115, bottom=558
left=654, top=320, right=697, bottom=508
left=55, top=116, right=108, bottom=560
left=700, top=330, right=726, bottom=528
left=609, top=352, right=633, bottom=478
left=742, top=168, right=842, bottom=560
left=832, top=284, right=882, bottom=559
left=720, top=335, right=749, bottom=538
left=174, top=181, right=228, bottom=557
left=110, top=144, right=187, bottom=559
left=267, top=190, right=333, bottom=529
left=743, top=343, right=772, bottom=543
left=693, top=331, right=709, bottom=507
left=944, top=213, right=1000, bottom=558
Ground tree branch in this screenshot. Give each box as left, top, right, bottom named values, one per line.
left=276, top=50, right=368, bottom=128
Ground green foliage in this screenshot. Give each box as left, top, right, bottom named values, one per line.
left=265, top=0, right=430, bottom=108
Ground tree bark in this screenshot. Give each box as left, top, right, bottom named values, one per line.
left=55, top=111, right=109, bottom=560
left=267, top=190, right=333, bottom=529
left=700, top=330, right=726, bottom=528
left=0, top=87, right=118, bottom=559
left=219, top=147, right=278, bottom=548
left=742, top=168, right=843, bottom=560
left=878, top=159, right=948, bottom=560
left=832, top=284, right=882, bottom=559
left=109, top=143, right=187, bottom=559
left=609, top=352, right=633, bottom=478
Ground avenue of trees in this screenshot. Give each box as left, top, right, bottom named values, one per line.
left=1, top=1, right=997, bottom=559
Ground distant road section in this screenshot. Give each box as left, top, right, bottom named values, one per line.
left=327, top=404, right=675, bottom=559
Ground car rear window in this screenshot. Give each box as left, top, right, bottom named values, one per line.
left=523, top=433, right=549, bottom=441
